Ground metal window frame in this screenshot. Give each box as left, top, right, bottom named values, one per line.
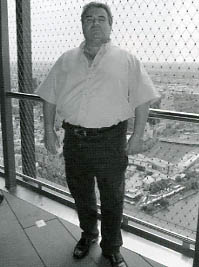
left=193, top=211, right=199, bottom=266
left=16, top=0, right=36, bottom=178
left=0, top=0, right=16, bottom=189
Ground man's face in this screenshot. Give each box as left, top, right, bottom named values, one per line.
left=82, top=7, right=112, bottom=44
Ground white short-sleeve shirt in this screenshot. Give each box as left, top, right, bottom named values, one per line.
left=36, top=41, right=160, bottom=128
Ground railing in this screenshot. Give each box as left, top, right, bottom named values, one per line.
left=1, top=90, right=199, bottom=257
left=1, top=0, right=199, bottom=264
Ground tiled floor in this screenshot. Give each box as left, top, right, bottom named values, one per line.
left=0, top=178, right=193, bottom=267
left=0, top=190, right=165, bottom=267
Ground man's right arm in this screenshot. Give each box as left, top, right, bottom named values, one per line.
left=43, top=100, right=59, bottom=154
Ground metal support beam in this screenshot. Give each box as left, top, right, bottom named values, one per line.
left=193, top=209, right=199, bottom=266
left=16, top=0, right=36, bottom=178
left=0, top=0, right=16, bottom=189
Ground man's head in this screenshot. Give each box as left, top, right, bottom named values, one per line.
left=81, top=2, right=113, bottom=45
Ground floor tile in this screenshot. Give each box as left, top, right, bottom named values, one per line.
left=121, top=248, right=165, bottom=267
left=59, top=217, right=81, bottom=241
left=0, top=199, right=44, bottom=267
left=25, top=218, right=98, bottom=267
left=140, top=255, right=167, bottom=267
left=4, top=191, right=56, bottom=228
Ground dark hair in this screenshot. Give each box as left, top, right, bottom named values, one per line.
left=81, top=2, right=113, bottom=26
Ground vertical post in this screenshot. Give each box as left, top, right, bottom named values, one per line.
left=193, top=209, right=199, bottom=267
left=0, top=0, right=16, bottom=189
left=16, top=0, right=36, bottom=178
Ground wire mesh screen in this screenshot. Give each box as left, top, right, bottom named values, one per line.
left=127, top=118, right=199, bottom=239
left=12, top=98, right=68, bottom=188
left=6, top=0, right=199, bottom=243
left=30, top=0, right=199, bottom=106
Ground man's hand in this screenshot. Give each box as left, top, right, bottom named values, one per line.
left=44, top=130, right=60, bottom=154
left=126, top=135, right=143, bottom=155
left=127, top=102, right=150, bottom=155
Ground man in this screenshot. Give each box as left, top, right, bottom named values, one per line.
left=36, top=2, right=160, bottom=267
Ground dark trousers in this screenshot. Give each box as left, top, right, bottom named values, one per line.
left=63, top=121, right=128, bottom=254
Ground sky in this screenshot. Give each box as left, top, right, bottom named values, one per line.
left=7, top=0, right=199, bottom=63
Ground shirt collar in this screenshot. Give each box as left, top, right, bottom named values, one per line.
left=79, top=39, right=111, bottom=54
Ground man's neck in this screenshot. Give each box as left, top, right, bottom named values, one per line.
left=84, top=40, right=109, bottom=62
left=84, top=39, right=109, bottom=58
left=84, top=41, right=102, bottom=61
left=85, top=38, right=109, bottom=50
left=85, top=40, right=102, bottom=51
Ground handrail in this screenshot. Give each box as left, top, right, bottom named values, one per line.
left=6, top=91, right=41, bottom=101
left=150, top=108, right=199, bottom=122
left=6, top=91, right=199, bottom=123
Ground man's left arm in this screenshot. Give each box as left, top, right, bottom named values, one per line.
left=127, top=101, right=150, bottom=155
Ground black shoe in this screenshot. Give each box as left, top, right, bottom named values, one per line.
left=73, top=236, right=98, bottom=259
left=0, top=193, right=4, bottom=204
left=103, top=252, right=128, bottom=267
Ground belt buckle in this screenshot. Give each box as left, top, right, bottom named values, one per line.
left=74, top=128, right=87, bottom=137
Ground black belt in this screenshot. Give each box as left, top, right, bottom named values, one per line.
left=62, top=121, right=123, bottom=137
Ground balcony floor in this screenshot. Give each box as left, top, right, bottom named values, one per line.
left=0, top=176, right=194, bottom=267
left=0, top=190, right=167, bottom=267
